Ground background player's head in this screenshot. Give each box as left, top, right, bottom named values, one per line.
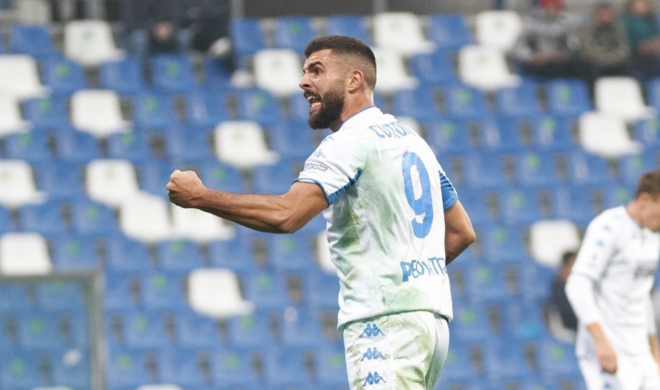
left=633, top=169, right=660, bottom=232
left=299, top=35, right=377, bottom=130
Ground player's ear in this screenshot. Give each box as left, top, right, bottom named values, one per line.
left=347, top=69, right=365, bottom=92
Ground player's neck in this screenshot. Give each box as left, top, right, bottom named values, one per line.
left=626, top=200, right=645, bottom=229
left=331, top=94, right=375, bottom=132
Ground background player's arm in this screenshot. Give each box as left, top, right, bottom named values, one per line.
left=646, top=299, right=660, bottom=371
left=167, top=170, right=328, bottom=233
left=444, top=200, right=476, bottom=265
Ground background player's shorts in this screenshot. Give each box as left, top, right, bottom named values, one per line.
left=342, top=311, right=449, bottom=390
left=578, top=353, right=660, bottom=390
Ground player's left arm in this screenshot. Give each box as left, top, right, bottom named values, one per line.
left=444, top=200, right=476, bottom=265
left=167, top=170, right=328, bottom=233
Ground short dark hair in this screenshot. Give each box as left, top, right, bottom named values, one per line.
left=636, top=169, right=660, bottom=198
left=304, top=35, right=377, bottom=89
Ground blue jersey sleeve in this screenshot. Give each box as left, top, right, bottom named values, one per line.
left=439, top=171, right=458, bottom=210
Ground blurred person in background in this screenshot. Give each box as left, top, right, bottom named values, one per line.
left=180, top=0, right=235, bottom=72
left=513, top=0, right=582, bottom=79
left=122, top=0, right=183, bottom=55
left=548, top=251, right=578, bottom=343
left=623, top=0, right=660, bottom=77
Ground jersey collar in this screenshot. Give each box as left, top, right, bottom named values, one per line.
left=337, top=105, right=380, bottom=131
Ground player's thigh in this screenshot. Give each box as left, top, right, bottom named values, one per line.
left=343, top=312, right=441, bottom=390
left=578, top=357, right=620, bottom=390
left=425, top=314, right=449, bottom=390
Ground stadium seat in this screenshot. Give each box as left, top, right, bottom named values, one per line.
left=211, top=347, right=259, bottom=387
left=437, top=346, right=482, bottom=383
left=158, top=349, right=209, bottom=387
left=514, top=151, right=562, bottom=186
left=165, top=128, right=215, bottom=163
left=34, top=281, right=86, bottom=310
left=464, top=262, right=520, bottom=302
left=288, top=92, right=314, bottom=122
left=0, top=205, right=13, bottom=234
left=70, top=198, right=119, bottom=235
left=633, top=116, right=660, bottom=147
left=528, top=116, right=577, bottom=151
left=0, top=283, right=29, bottom=312
left=566, top=151, right=615, bottom=185
left=185, top=89, right=231, bottom=127
left=0, top=351, right=46, bottom=389
left=372, top=48, right=418, bottom=93
left=428, top=14, right=473, bottom=49
left=549, top=185, right=599, bottom=225
left=424, top=118, right=472, bottom=154
left=481, top=224, right=527, bottom=263
left=243, top=270, right=291, bottom=309
left=279, top=308, right=323, bottom=347
left=0, top=233, right=51, bottom=275
left=104, top=271, right=143, bottom=309
left=500, top=299, right=546, bottom=341
left=9, top=24, right=56, bottom=58
left=104, top=236, right=151, bottom=272
left=0, top=94, right=29, bottom=135
left=105, top=347, right=152, bottom=389
left=463, top=152, right=509, bottom=189
left=474, top=10, right=522, bottom=51
left=107, top=310, right=170, bottom=348
left=529, top=219, right=580, bottom=268
left=538, top=339, right=581, bottom=379
left=303, top=268, right=339, bottom=310
left=188, top=269, right=254, bottom=318
left=483, top=338, right=530, bottom=380
left=155, top=240, right=204, bottom=272
left=274, top=16, right=315, bottom=51
left=171, top=206, right=235, bottom=242
left=197, top=161, right=246, bottom=193
left=23, top=95, right=69, bottom=128
left=106, top=132, right=154, bottom=163
left=251, top=161, right=298, bottom=195
left=225, top=311, right=275, bottom=348
left=71, top=90, right=130, bottom=137
left=203, top=57, right=231, bottom=88
left=392, top=86, right=441, bottom=121
left=0, top=160, right=45, bottom=207
left=263, top=347, right=313, bottom=387
left=173, top=311, right=224, bottom=348
left=0, top=55, right=48, bottom=99
left=450, top=300, right=494, bottom=341
left=595, top=77, right=655, bottom=123
left=601, top=182, right=634, bottom=209
left=266, top=234, right=314, bottom=271
left=136, top=160, right=175, bottom=198
left=546, top=79, right=592, bottom=117
left=207, top=237, right=256, bottom=272
left=4, top=131, right=51, bottom=163
left=618, top=153, right=657, bottom=186
left=458, top=192, right=494, bottom=226
left=41, top=57, right=87, bottom=94
left=53, top=129, right=102, bottom=162
left=373, top=12, right=435, bottom=56
left=50, top=236, right=99, bottom=270
left=86, top=159, right=140, bottom=207
left=495, top=82, right=541, bottom=117
left=235, top=88, right=285, bottom=123
left=132, top=92, right=178, bottom=129
left=443, top=85, right=490, bottom=118
left=119, top=192, right=172, bottom=243
left=16, top=311, right=68, bottom=349
left=151, top=54, right=198, bottom=92
left=477, top=118, right=527, bottom=152
left=99, top=56, right=146, bottom=94
left=578, top=112, right=642, bottom=158
left=458, top=45, right=520, bottom=91
left=267, top=120, right=317, bottom=160
left=315, top=342, right=348, bottom=386
left=326, top=15, right=372, bottom=45
left=64, top=20, right=123, bottom=66
left=49, top=350, right=91, bottom=389
left=229, top=18, right=267, bottom=59
left=409, top=50, right=457, bottom=85
left=17, top=200, right=66, bottom=236
left=253, top=49, right=302, bottom=98
left=142, top=271, right=188, bottom=309
left=214, top=121, right=279, bottom=168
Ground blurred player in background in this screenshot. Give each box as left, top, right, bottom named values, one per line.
left=167, top=35, right=475, bottom=389
left=566, top=170, right=660, bottom=390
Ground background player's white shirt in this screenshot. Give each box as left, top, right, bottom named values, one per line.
left=296, top=106, right=458, bottom=330
left=571, top=206, right=660, bottom=357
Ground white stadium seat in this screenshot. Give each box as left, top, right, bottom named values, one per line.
left=119, top=192, right=172, bottom=243
left=64, top=20, right=124, bottom=66
left=530, top=219, right=580, bottom=268
left=86, top=159, right=140, bottom=207
left=595, top=77, right=656, bottom=123
left=372, top=48, right=418, bottom=93
left=188, top=269, right=254, bottom=318
left=170, top=206, right=235, bottom=242
left=475, top=10, right=523, bottom=52
left=0, top=233, right=51, bottom=275
left=373, top=12, right=435, bottom=56
left=0, top=55, right=49, bottom=100
left=71, top=90, right=130, bottom=137
left=578, top=112, right=642, bottom=158
left=214, top=121, right=279, bottom=169
left=253, top=49, right=302, bottom=97
left=0, top=95, right=30, bottom=135
left=458, top=45, right=520, bottom=91
left=0, top=160, right=46, bottom=208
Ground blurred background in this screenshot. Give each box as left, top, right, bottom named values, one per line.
left=0, top=0, right=659, bottom=389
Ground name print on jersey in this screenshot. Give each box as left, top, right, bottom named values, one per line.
left=368, top=120, right=417, bottom=139
left=400, top=257, right=447, bottom=282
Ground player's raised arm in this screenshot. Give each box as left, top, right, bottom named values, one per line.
left=167, top=170, right=328, bottom=234
left=444, top=200, right=476, bottom=265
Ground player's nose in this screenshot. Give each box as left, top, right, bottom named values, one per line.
left=299, top=74, right=311, bottom=90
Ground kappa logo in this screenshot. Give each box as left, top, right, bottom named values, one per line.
left=361, top=347, right=386, bottom=361
left=313, top=148, right=325, bottom=158
left=363, top=371, right=387, bottom=386
left=359, top=323, right=385, bottom=338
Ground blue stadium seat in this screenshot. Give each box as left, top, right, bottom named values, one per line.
left=136, top=159, right=176, bottom=198
left=428, top=14, right=472, bottom=49
left=53, top=129, right=102, bottom=162
left=326, top=15, right=372, bottom=45
left=196, top=160, right=246, bottom=193
left=0, top=283, right=29, bottom=313
left=481, top=225, right=527, bottom=263
left=225, top=311, right=276, bottom=348
left=464, top=263, right=520, bottom=303
left=274, top=16, right=315, bottom=51
left=104, top=271, right=143, bottom=309
left=141, top=271, right=188, bottom=309
left=104, top=237, right=152, bottom=272
left=646, top=78, right=660, bottom=111
left=303, top=269, right=340, bottom=310
left=235, top=89, right=284, bottom=124
left=529, top=116, right=577, bottom=151
left=41, top=57, right=87, bottom=94
left=251, top=161, right=297, bottom=195
left=0, top=205, right=12, bottom=234
left=23, top=95, right=70, bottom=127
left=288, top=92, right=313, bottom=122
left=99, top=57, right=146, bottom=95
left=165, top=128, right=214, bottom=162
left=450, top=301, right=493, bottom=342
left=207, top=237, right=256, bottom=272
left=17, top=312, right=67, bottom=350
left=457, top=192, right=493, bottom=226
left=108, top=310, right=170, bottom=349
left=243, top=271, right=291, bottom=309
left=266, top=234, right=314, bottom=271
left=10, top=24, right=56, bottom=58
left=392, top=86, right=441, bottom=121
left=546, top=79, right=592, bottom=117
left=279, top=308, right=323, bottom=347
left=424, top=117, right=472, bottom=154
left=174, top=310, right=224, bottom=348
left=204, top=57, right=231, bottom=88
left=477, top=118, right=527, bottom=152
left=633, top=117, right=660, bottom=147
left=50, top=350, right=91, bottom=389
left=498, top=188, right=546, bottom=224
left=156, top=239, right=204, bottom=272
left=35, top=281, right=86, bottom=310
left=443, top=85, right=489, bottom=118
left=463, top=152, right=509, bottom=189
left=514, top=151, right=562, bottom=186
left=263, top=347, right=313, bottom=388
left=151, top=54, right=198, bottom=92
left=549, top=185, right=598, bottom=225
left=483, top=338, right=530, bottom=380
left=566, top=152, right=614, bottom=185
left=211, top=347, right=259, bottom=387
left=50, top=236, right=99, bottom=271
left=132, top=92, right=178, bottom=129
left=34, top=161, right=83, bottom=200
left=105, top=347, right=152, bottom=389
left=503, top=300, right=545, bottom=341
left=495, top=83, right=542, bottom=118
left=619, top=153, right=657, bottom=186
left=315, top=342, right=348, bottom=387
left=4, top=131, right=51, bottom=163
left=185, top=89, right=231, bottom=127
left=601, top=183, right=634, bottom=210
left=106, top=132, right=154, bottom=163
left=410, top=50, right=457, bottom=85
left=538, top=338, right=581, bottom=380
left=70, top=198, right=119, bottom=235
left=158, top=348, right=210, bottom=387
left=0, top=351, right=46, bottom=389
left=230, top=18, right=267, bottom=58
left=17, top=200, right=66, bottom=235
left=267, top=120, right=316, bottom=160
left=520, top=262, right=556, bottom=303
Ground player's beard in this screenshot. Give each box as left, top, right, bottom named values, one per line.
left=308, top=86, right=345, bottom=129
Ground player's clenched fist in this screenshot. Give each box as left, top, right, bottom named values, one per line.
left=166, top=170, right=207, bottom=208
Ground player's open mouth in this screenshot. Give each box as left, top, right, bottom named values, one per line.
left=305, top=93, right=322, bottom=112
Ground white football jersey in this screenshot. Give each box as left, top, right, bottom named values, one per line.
left=571, top=206, right=660, bottom=357
left=295, top=106, right=458, bottom=330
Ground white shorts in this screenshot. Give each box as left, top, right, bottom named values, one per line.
left=578, top=353, right=660, bottom=390
left=342, top=311, right=449, bottom=390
